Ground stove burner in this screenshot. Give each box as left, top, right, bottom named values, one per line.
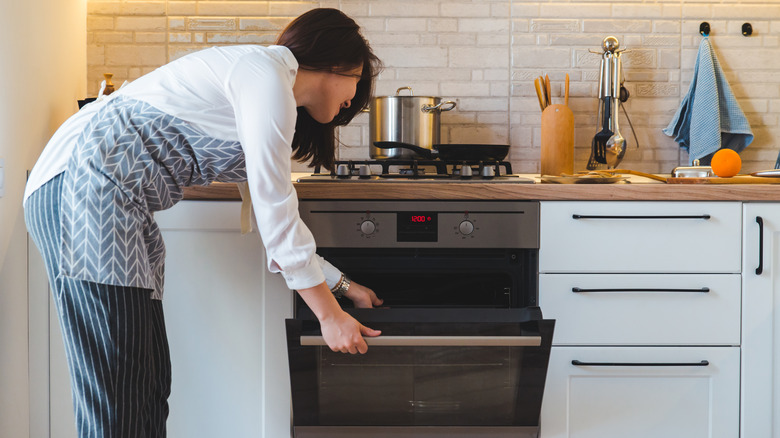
left=399, top=168, right=425, bottom=176
left=298, top=158, right=534, bottom=183
left=312, top=159, right=514, bottom=179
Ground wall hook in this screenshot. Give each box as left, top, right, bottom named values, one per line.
left=742, top=23, right=753, bottom=37
left=699, top=22, right=710, bottom=37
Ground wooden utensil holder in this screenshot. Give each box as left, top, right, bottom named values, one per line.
left=541, top=104, right=574, bottom=176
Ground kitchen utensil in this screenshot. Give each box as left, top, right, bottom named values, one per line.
left=671, top=159, right=714, bottom=178
left=538, top=75, right=548, bottom=108
left=565, top=73, right=569, bottom=106
left=667, top=175, right=780, bottom=184
left=590, top=36, right=630, bottom=169
left=540, top=173, right=626, bottom=184
left=752, top=169, right=780, bottom=177
left=374, top=141, right=509, bottom=162
left=593, top=98, right=612, bottom=164
left=586, top=149, right=600, bottom=171
left=545, top=75, right=552, bottom=104
left=534, top=77, right=546, bottom=111
left=586, top=99, right=602, bottom=170
left=589, top=50, right=613, bottom=169
left=605, top=100, right=625, bottom=168
left=541, top=104, right=574, bottom=176
left=368, top=87, right=457, bottom=159
left=607, top=169, right=668, bottom=183
left=605, top=49, right=626, bottom=169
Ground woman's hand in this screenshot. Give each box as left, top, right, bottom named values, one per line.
left=296, top=281, right=381, bottom=354
left=344, top=281, right=383, bottom=308
left=320, top=311, right=381, bottom=354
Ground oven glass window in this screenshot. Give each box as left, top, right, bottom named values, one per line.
left=306, top=248, right=538, bottom=310
left=316, top=345, right=521, bottom=425
left=287, top=315, right=554, bottom=428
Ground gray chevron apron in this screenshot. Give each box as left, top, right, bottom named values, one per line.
left=61, top=96, right=247, bottom=299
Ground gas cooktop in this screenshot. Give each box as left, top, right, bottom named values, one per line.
left=296, top=159, right=535, bottom=184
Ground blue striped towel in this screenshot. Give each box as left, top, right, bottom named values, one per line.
left=663, top=37, right=753, bottom=164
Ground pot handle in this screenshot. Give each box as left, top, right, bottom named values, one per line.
left=396, top=86, right=413, bottom=96
left=373, top=141, right=435, bottom=160
left=422, top=100, right=457, bottom=113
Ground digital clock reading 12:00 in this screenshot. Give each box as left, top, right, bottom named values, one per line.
left=397, top=212, right=438, bottom=242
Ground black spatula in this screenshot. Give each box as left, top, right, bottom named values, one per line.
left=593, top=98, right=612, bottom=164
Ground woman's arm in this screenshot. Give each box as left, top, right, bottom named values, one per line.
left=297, top=282, right=381, bottom=354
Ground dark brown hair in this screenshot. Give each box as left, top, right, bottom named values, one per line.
left=276, top=8, right=381, bottom=171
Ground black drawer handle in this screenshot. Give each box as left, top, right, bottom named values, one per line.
left=572, top=287, right=710, bottom=293
left=572, top=360, right=710, bottom=367
left=572, top=214, right=711, bottom=220
left=756, top=216, right=764, bottom=276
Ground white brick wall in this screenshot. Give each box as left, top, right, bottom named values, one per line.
left=87, top=0, right=780, bottom=173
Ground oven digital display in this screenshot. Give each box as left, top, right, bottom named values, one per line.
left=397, top=212, right=438, bottom=242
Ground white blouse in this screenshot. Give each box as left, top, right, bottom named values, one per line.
left=24, top=45, right=342, bottom=292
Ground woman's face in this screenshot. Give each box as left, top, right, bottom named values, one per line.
left=305, top=65, right=363, bottom=124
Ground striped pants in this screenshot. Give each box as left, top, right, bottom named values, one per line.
left=25, top=173, right=172, bottom=437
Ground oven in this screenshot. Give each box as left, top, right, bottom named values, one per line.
left=286, top=200, right=554, bottom=438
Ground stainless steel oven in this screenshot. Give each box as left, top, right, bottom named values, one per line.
left=286, top=200, right=554, bottom=438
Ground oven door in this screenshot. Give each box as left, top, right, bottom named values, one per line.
left=286, top=308, right=554, bottom=438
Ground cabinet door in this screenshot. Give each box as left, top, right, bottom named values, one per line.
left=540, top=202, right=742, bottom=273
left=540, top=346, right=740, bottom=438
left=540, top=273, right=741, bottom=345
left=156, top=201, right=293, bottom=438
left=742, top=203, right=780, bottom=438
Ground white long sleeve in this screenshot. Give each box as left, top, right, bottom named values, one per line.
left=24, top=45, right=332, bottom=292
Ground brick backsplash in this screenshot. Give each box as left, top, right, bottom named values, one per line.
left=87, top=0, right=780, bottom=174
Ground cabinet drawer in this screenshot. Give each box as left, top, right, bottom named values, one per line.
left=540, top=274, right=741, bottom=345
left=540, top=201, right=742, bottom=273
left=540, top=346, right=740, bottom=438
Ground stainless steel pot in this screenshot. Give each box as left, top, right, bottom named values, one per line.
left=368, top=87, right=456, bottom=159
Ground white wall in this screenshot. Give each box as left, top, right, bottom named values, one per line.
left=85, top=0, right=780, bottom=174
left=0, top=0, right=86, bottom=435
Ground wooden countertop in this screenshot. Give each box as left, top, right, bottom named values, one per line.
left=182, top=175, right=780, bottom=202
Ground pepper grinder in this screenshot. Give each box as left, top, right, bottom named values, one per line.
left=104, top=73, right=115, bottom=95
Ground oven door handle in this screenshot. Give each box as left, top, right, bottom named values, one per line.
left=300, top=335, right=542, bottom=347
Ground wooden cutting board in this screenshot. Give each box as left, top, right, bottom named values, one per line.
left=667, top=175, right=780, bottom=184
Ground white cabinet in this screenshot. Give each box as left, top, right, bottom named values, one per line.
left=539, top=201, right=742, bottom=438
left=155, top=201, right=293, bottom=438
left=541, top=347, right=740, bottom=438
left=741, top=203, right=780, bottom=438
left=540, top=273, right=741, bottom=345
left=540, top=202, right=741, bottom=273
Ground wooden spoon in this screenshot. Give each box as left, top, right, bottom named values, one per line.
left=608, top=169, right=668, bottom=182
left=534, top=77, right=545, bottom=111
left=544, top=74, right=552, bottom=105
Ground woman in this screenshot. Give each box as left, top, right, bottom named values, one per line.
left=24, top=8, right=383, bottom=437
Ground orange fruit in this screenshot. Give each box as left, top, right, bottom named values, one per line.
left=710, top=149, right=742, bottom=178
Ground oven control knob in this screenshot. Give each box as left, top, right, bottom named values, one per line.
left=459, top=220, right=474, bottom=235
left=360, top=220, right=376, bottom=235
left=460, top=165, right=473, bottom=177
left=358, top=165, right=372, bottom=178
